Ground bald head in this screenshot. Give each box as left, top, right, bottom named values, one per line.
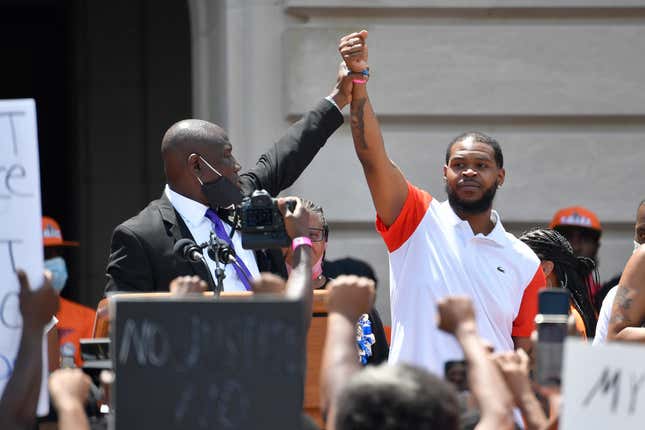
left=161, top=119, right=228, bottom=158
left=161, top=119, right=237, bottom=203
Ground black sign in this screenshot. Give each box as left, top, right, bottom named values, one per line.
left=111, top=296, right=305, bottom=429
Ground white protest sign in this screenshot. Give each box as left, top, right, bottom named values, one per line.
left=0, top=99, right=48, bottom=416
left=562, top=338, right=645, bottom=429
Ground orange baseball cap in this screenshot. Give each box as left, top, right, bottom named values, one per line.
left=549, top=206, right=602, bottom=232
left=42, top=216, right=80, bottom=247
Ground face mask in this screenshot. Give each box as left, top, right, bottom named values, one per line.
left=44, top=257, right=68, bottom=293
left=196, top=155, right=242, bottom=209
left=286, top=254, right=324, bottom=281
left=634, top=241, right=642, bottom=254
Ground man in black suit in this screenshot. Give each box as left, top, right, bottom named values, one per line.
left=105, top=67, right=353, bottom=294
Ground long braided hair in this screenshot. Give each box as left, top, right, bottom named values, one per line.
left=519, top=228, right=598, bottom=336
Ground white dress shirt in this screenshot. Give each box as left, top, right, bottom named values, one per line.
left=165, top=185, right=260, bottom=292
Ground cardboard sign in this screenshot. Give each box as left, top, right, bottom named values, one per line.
left=111, top=296, right=305, bottom=430
left=562, top=339, right=645, bottom=429
left=0, top=99, right=48, bottom=415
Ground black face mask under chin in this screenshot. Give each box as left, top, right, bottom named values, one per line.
left=195, top=154, right=243, bottom=209
left=201, top=176, right=243, bottom=209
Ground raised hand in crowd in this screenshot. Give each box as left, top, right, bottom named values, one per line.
left=437, top=296, right=515, bottom=430
left=48, top=368, right=91, bottom=430
left=493, top=350, right=548, bottom=430
left=251, top=273, right=287, bottom=295
left=169, top=275, right=208, bottom=296
left=0, top=270, right=59, bottom=430
left=321, top=275, right=375, bottom=428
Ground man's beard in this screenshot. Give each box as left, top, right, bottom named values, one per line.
left=446, top=181, right=498, bottom=215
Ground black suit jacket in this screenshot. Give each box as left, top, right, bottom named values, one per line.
left=105, top=99, right=343, bottom=293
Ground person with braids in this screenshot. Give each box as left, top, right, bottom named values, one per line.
left=519, top=228, right=598, bottom=339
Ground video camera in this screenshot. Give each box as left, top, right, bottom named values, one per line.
left=240, top=190, right=295, bottom=249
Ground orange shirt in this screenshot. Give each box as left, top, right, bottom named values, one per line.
left=570, top=305, right=587, bottom=340
left=56, top=297, right=96, bottom=366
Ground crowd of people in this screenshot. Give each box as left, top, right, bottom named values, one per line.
left=2, top=29, right=644, bottom=430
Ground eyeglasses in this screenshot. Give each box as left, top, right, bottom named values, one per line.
left=308, top=227, right=327, bottom=242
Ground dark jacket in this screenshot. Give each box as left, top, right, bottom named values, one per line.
left=105, top=99, right=343, bottom=293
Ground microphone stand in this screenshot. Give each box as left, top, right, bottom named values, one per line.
left=207, top=232, right=227, bottom=294
left=206, top=233, right=253, bottom=290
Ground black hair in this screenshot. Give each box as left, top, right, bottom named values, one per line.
left=445, top=131, right=504, bottom=168
left=301, top=198, right=329, bottom=241
left=334, top=363, right=459, bottom=430
left=519, top=228, right=597, bottom=336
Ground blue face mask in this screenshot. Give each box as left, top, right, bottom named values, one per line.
left=44, top=257, right=68, bottom=293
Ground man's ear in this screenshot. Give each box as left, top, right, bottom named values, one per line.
left=442, top=165, right=448, bottom=182
left=187, top=153, right=201, bottom=172
left=497, top=167, right=506, bottom=188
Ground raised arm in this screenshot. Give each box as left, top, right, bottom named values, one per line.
left=240, top=64, right=350, bottom=196
left=320, top=276, right=375, bottom=429
left=493, top=350, right=548, bottom=430
left=278, top=197, right=314, bottom=332
left=0, top=271, right=59, bottom=429
left=49, top=369, right=92, bottom=430
left=437, top=296, right=515, bottom=430
left=607, top=246, right=645, bottom=342
left=340, top=31, right=409, bottom=227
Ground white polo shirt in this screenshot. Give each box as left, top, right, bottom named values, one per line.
left=378, top=182, right=544, bottom=376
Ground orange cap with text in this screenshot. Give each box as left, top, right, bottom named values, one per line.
left=549, top=206, right=602, bottom=232
left=42, top=216, right=80, bottom=247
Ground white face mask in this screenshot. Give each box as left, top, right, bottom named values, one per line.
left=634, top=240, right=642, bottom=254
left=285, top=254, right=324, bottom=280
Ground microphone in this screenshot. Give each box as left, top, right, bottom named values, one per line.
left=173, top=238, right=204, bottom=263
left=206, top=237, right=236, bottom=265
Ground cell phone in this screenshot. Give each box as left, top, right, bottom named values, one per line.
left=535, top=288, right=570, bottom=387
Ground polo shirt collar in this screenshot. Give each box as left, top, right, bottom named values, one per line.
left=165, top=184, right=209, bottom=227
left=440, top=200, right=509, bottom=247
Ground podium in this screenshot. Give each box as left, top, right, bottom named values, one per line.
left=93, top=290, right=329, bottom=427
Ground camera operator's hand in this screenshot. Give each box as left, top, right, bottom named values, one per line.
left=49, top=368, right=91, bottom=412
left=18, top=269, right=59, bottom=333
left=170, top=275, right=208, bottom=296
left=437, top=296, right=477, bottom=337
left=252, top=273, right=287, bottom=295
left=278, top=196, right=309, bottom=240
left=327, top=275, right=375, bottom=321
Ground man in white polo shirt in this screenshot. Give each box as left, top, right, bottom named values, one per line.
left=339, top=31, right=545, bottom=376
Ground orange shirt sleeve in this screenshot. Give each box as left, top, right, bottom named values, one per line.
left=375, top=181, right=432, bottom=252
left=512, top=266, right=546, bottom=337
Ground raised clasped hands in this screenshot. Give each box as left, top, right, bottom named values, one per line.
left=339, top=30, right=369, bottom=73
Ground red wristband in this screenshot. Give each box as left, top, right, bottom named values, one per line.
left=292, top=236, right=313, bottom=251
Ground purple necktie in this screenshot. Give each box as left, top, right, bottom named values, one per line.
left=204, top=208, right=253, bottom=291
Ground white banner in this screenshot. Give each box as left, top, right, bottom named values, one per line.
left=562, top=338, right=645, bottom=429
left=0, top=99, right=48, bottom=416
